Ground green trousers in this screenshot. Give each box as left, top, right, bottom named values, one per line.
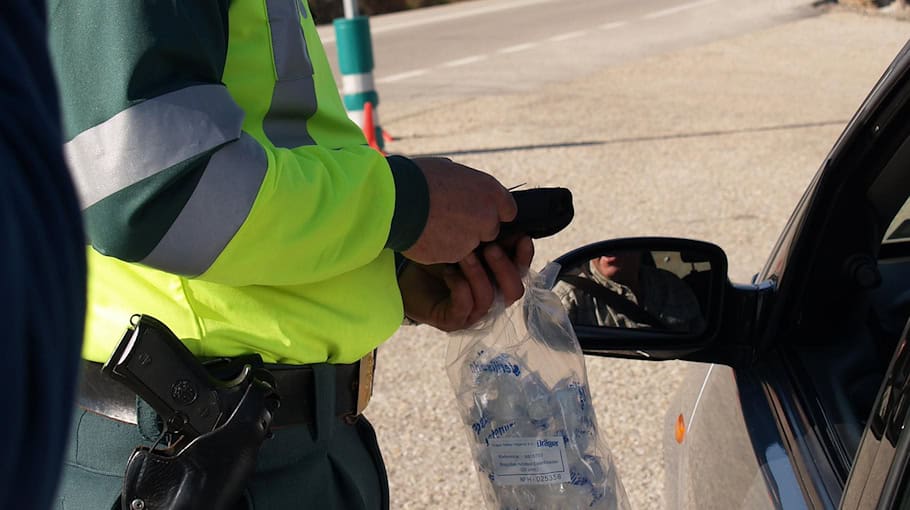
left=57, top=364, right=389, bottom=510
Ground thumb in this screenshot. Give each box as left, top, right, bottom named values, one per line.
left=496, top=187, right=518, bottom=223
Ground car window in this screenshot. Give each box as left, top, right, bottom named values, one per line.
left=871, top=135, right=910, bottom=246
left=884, top=198, right=910, bottom=243
left=790, top=120, right=910, bottom=506
left=839, top=133, right=910, bottom=508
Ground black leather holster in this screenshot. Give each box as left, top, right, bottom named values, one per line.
left=116, top=378, right=276, bottom=510
left=101, top=315, right=280, bottom=510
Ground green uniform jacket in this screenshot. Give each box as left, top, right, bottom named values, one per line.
left=49, top=0, right=428, bottom=364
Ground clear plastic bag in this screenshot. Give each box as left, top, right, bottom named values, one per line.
left=446, top=263, right=630, bottom=510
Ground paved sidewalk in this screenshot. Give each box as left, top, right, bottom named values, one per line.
left=369, top=10, right=909, bottom=509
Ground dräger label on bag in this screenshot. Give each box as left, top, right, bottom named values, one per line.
left=487, top=436, right=570, bottom=485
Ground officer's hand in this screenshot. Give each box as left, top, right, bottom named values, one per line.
left=399, top=235, right=534, bottom=332
left=402, top=157, right=517, bottom=265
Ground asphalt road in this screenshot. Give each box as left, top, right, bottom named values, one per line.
left=318, top=0, right=815, bottom=107
left=313, top=1, right=910, bottom=508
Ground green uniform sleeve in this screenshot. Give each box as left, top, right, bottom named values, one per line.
left=49, top=0, right=428, bottom=286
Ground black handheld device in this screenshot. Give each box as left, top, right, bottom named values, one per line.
left=498, top=187, right=574, bottom=240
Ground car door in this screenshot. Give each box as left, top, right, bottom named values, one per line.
left=749, top=37, right=910, bottom=509
left=556, top=38, right=910, bottom=509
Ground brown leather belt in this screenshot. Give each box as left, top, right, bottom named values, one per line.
left=77, top=351, right=376, bottom=428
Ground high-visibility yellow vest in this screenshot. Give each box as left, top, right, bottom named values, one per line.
left=49, top=0, right=427, bottom=364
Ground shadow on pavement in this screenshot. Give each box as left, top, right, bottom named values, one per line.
left=409, top=119, right=847, bottom=158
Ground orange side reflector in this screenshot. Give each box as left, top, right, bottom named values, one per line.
left=675, top=414, right=686, bottom=444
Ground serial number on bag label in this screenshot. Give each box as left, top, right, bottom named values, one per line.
left=487, top=436, right=570, bottom=486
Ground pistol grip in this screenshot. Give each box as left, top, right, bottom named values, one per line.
left=103, top=315, right=221, bottom=437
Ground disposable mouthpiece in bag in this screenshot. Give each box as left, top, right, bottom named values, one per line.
left=446, top=267, right=629, bottom=510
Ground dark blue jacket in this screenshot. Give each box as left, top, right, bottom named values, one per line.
left=0, top=1, right=86, bottom=508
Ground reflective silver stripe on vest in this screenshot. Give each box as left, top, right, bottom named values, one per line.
left=64, top=84, right=245, bottom=209
left=141, top=134, right=268, bottom=276
left=263, top=0, right=317, bottom=148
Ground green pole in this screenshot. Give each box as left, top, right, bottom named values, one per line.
left=334, top=0, right=384, bottom=149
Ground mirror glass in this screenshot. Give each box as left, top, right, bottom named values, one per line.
left=553, top=249, right=714, bottom=334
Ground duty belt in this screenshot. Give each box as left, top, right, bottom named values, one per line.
left=78, top=350, right=376, bottom=428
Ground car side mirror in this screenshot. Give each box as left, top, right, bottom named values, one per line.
left=551, top=237, right=729, bottom=361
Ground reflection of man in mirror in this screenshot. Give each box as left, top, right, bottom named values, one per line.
left=555, top=252, right=704, bottom=332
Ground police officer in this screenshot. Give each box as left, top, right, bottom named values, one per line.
left=48, top=1, right=532, bottom=508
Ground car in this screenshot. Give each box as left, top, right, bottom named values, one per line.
left=550, top=38, right=910, bottom=509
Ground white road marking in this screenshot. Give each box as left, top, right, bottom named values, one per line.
left=601, top=20, right=629, bottom=30
left=498, top=42, right=538, bottom=54
left=549, top=30, right=587, bottom=42
left=642, top=0, right=720, bottom=20
left=443, top=55, right=489, bottom=68
left=320, top=0, right=557, bottom=44
left=686, top=364, right=715, bottom=433
left=377, top=69, right=429, bottom=84
left=370, top=0, right=723, bottom=85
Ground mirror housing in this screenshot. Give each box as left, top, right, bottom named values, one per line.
left=551, top=237, right=729, bottom=361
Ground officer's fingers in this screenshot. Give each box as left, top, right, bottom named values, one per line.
left=441, top=267, right=474, bottom=331
left=483, top=244, right=525, bottom=306
left=495, top=187, right=518, bottom=223
left=513, top=236, right=535, bottom=276
left=459, top=253, right=495, bottom=325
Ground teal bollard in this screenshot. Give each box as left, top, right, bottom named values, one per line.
left=334, top=16, right=384, bottom=150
